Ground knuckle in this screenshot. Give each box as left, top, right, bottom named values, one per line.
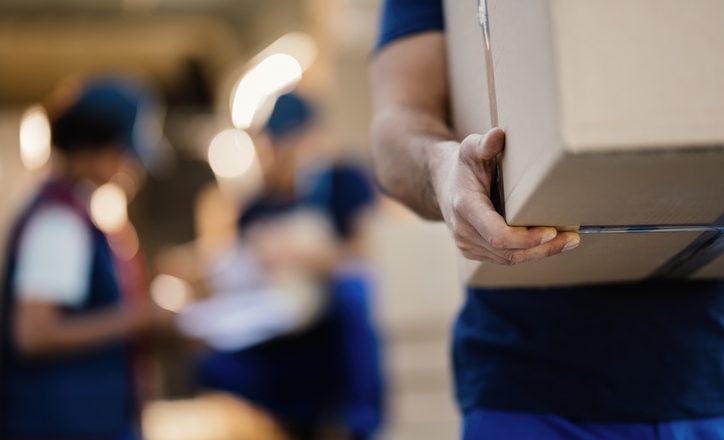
left=496, top=253, right=512, bottom=265
left=460, top=134, right=482, bottom=156
left=502, top=251, right=520, bottom=266
left=461, top=134, right=479, bottom=148
left=489, top=235, right=507, bottom=251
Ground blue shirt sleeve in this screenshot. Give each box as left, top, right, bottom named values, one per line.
left=376, top=0, right=445, bottom=51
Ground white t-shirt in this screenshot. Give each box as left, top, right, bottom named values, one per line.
left=13, top=205, right=93, bottom=308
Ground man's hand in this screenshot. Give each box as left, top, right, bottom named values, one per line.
left=432, top=128, right=580, bottom=265
left=372, top=33, right=579, bottom=265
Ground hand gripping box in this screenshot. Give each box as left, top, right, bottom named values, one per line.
left=444, top=0, right=724, bottom=287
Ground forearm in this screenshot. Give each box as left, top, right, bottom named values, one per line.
left=15, top=303, right=146, bottom=357
left=370, top=32, right=577, bottom=264
left=371, top=104, right=457, bottom=220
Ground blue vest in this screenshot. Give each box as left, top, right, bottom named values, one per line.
left=1, top=179, right=134, bottom=438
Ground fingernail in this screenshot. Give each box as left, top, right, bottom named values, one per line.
left=540, top=228, right=557, bottom=244
left=563, top=235, right=581, bottom=252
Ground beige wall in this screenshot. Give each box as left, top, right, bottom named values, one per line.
left=0, top=110, right=46, bottom=269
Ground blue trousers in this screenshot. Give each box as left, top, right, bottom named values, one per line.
left=117, top=427, right=142, bottom=440
left=463, top=409, right=724, bottom=440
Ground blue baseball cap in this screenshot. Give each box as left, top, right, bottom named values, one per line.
left=263, top=92, right=316, bottom=143
left=50, top=76, right=164, bottom=169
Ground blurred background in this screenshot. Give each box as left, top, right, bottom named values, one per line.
left=0, top=1, right=463, bottom=439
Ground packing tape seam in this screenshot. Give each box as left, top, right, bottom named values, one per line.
left=579, top=225, right=724, bottom=235
left=581, top=218, right=724, bottom=278
left=478, top=0, right=506, bottom=217
left=478, top=0, right=498, bottom=128
left=566, top=145, right=724, bottom=157
left=649, top=229, right=724, bottom=279
left=646, top=214, right=724, bottom=278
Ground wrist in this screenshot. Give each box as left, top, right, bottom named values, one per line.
left=426, top=140, right=460, bottom=215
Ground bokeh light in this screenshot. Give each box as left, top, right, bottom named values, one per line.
left=150, top=274, right=193, bottom=313
left=143, top=394, right=286, bottom=440
left=230, top=54, right=303, bottom=129
left=19, top=105, right=51, bottom=171
left=90, top=183, right=128, bottom=233
left=207, top=129, right=257, bottom=179
left=254, top=32, right=318, bottom=72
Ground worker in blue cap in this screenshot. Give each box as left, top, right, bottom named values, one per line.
left=0, top=76, right=171, bottom=440
left=197, top=92, right=385, bottom=440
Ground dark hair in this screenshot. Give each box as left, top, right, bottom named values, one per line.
left=51, top=107, right=126, bottom=154
left=48, top=77, right=148, bottom=155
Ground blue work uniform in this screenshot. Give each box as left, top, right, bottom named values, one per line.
left=198, top=163, right=384, bottom=439
left=306, top=163, right=386, bottom=437
left=376, top=1, right=724, bottom=438
left=0, top=179, right=137, bottom=440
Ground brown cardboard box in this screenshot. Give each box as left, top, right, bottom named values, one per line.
left=444, top=0, right=724, bottom=286
left=458, top=230, right=709, bottom=287
left=696, top=255, right=724, bottom=280
left=445, top=0, right=724, bottom=227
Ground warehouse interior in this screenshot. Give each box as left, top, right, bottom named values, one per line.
left=0, top=1, right=464, bottom=439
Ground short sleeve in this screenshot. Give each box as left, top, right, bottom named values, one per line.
left=376, top=0, right=445, bottom=51
left=13, top=205, right=93, bottom=307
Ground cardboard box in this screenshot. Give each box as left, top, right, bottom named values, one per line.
left=445, top=0, right=724, bottom=227
left=696, top=254, right=724, bottom=280
left=459, top=229, right=723, bottom=288
left=444, top=0, right=724, bottom=286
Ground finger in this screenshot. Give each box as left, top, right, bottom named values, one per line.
left=501, top=232, right=581, bottom=265
left=460, top=128, right=506, bottom=162
left=453, top=221, right=522, bottom=265
left=459, top=245, right=509, bottom=264
left=463, top=225, right=557, bottom=263
left=462, top=200, right=559, bottom=250
left=454, top=222, right=507, bottom=263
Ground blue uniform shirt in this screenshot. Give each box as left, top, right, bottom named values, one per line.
left=377, top=0, right=445, bottom=50
left=205, top=164, right=384, bottom=436
left=377, top=0, right=724, bottom=422
left=1, top=179, right=134, bottom=438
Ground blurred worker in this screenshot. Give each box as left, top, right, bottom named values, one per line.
left=0, top=77, right=170, bottom=440
left=371, top=1, right=724, bottom=439
left=305, top=162, right=385, bottom=439
left=196, top=93, right=385, bottom=440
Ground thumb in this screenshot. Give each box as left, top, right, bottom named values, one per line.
left=461, top=128, right=506, bottom=162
